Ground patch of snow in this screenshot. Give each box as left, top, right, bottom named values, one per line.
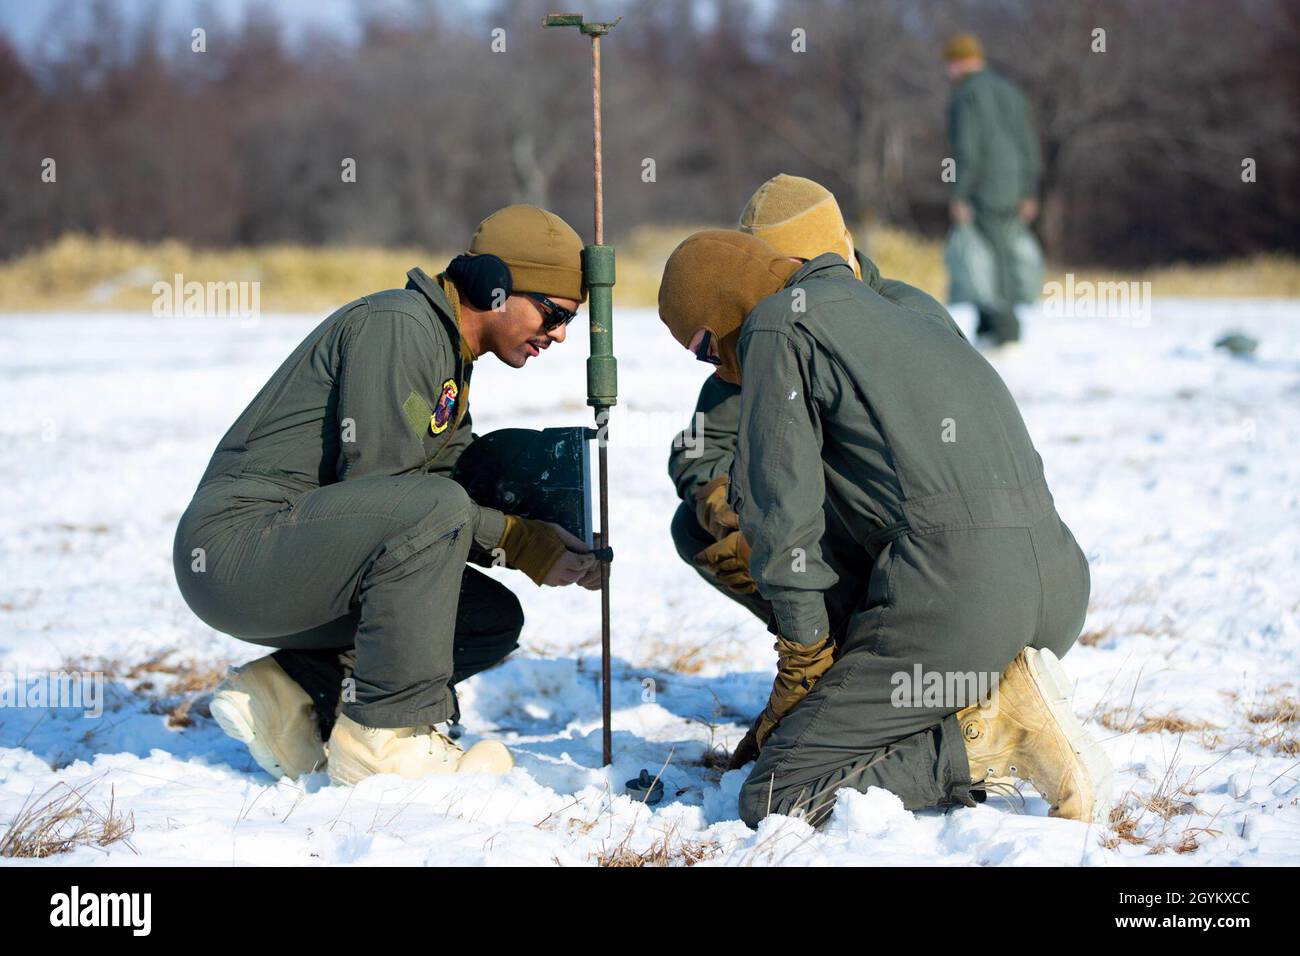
left=1, top=300, right=1297, bottom=865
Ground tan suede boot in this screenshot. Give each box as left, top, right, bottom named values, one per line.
left=325, top=713, right=513, bottom=786
left=210, top=655, right=326, bottom=780
left=958, top=647, right=1113, bottom=823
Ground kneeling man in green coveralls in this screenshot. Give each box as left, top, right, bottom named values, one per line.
left=657, top=229, right=1113, bottom=826
left=670, top=174, right=968, bottom=626
left=174, top=205, right=599, bottom=785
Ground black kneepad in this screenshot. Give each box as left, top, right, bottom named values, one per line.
left=446, top=253, right=512, bottom=311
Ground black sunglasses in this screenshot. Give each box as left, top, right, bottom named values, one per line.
left=694, top=330, right=721, bottom=365
left=524, top=292, right=578, bottom=331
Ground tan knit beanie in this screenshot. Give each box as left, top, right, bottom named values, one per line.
left=468, top=204, right=586, bottom=303
left=944, top=34, right=984, bottom=62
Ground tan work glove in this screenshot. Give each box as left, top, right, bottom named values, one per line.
left=727, top=715, right=762, bottom=770
left=693, top=475, right=740, bottom=540
left=499, top=515, right=601, bottom=589
left=728, top=634, right=836, bottom=769
left=694, top=530, right=757, bottom=595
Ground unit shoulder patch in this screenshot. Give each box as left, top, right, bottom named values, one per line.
left=430, top=378, right=459, bottom=434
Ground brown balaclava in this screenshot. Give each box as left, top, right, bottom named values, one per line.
left=658, top=230, right=800, bottom=385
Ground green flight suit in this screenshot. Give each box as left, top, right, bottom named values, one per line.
left=727, top=255, right=1089, bottom=826
left=666, top=251, right=966, bottom=631
left=948, top=68, right=1041, bottom=344
left=173, top=268, right=517, bottom=731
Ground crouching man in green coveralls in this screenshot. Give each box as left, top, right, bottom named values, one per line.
left=670, top=174, right=968, bottom=626
left=657, top=229, right=1113, bottom=827
left=174, top=205, right=600, bottom=785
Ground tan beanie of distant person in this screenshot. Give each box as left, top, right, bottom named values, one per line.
left=944, top=33, right=984, bottom=62
left=468, top=204, right=586, bottom=303
left=739, top=174, right=860, bottom=279
left=658, top=230, right=799, bottom=385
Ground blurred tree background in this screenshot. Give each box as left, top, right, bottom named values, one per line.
left=1, top=0, right=1296, bottom=267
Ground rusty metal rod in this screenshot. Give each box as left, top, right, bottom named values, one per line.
left=592, top=32, right=612, bottom=767
left=592, top=34, right=603, bottom=245
left=543, top=11, right=619, bottom=768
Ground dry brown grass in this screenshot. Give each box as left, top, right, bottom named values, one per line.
left=1100, top=750, right=1218, bottom=855
left=65, top=650, right=231, bottom=728
left=541, top=751, right=724, bottom=866
left=0, top=233, right=454, bottom=314
left=1103, top=802, right=1145, bottom=848
left=533, top=771, right=724, bottom=866
left=684, top=712, right=734, bottom=776
left=1246, top=696, right=1300, bottom=726
left=122, top=653, right=230, bottom=696
left=693, top=743, right=732, bottom=774
left=1256, top=734, right=1300, bottom=757
left=1241, top=692, right=1300, bottom=756
left=1103, top=798, right=1214, bottom=855
left=595, top=823, right=721, bottom=867
left=635, top=633, right=745, bottom=677
left=662, top=643, right=711, bottom=675
left=0, top=780, right=136, bottom=858
left=1076, top=626, right=1113, bottom=647
left=1100, top=708, right=1219, bottom=736
left=1212, top=686, right=1300, bottom=756
left=4, top=231, right=1296, bottom=313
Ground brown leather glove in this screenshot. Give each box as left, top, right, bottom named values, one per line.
left=499, top=515, right=599, bottom=588
left=694, top=530, right=757, bottom=595
left=755, top=634, right=836, bottom=748
left=692, top=476, right=740, bottom=541
left=728, top=716, right=762, bottom=770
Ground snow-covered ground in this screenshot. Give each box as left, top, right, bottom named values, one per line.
left=1, top=298, right=1297, bottom=866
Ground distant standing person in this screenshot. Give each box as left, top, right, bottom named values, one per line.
left=945, top=33, right=1041, bottom=346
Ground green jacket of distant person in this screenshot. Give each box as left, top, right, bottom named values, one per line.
left=948, top=67, right=1040, bottom=214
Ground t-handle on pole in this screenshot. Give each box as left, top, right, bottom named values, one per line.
left=543, top=12, right=620, bottom=767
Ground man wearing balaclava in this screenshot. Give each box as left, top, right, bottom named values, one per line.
left=668, top=175, right=965, bottom=628
left=658, top=229, right=1109, bottom=827
left=174, top=205, right=600, bottom=787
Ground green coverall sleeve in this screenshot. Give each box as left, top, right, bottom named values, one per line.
left=948, top=88, right=981, bottom=202
left=335, top=311, right=505, bottom=551
left=734, top=328, right=836, bottom=645
left=667, top=375, right=742, bottom=500
left=335, top=310, right=441, bottom=481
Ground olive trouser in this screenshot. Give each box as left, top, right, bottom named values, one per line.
left=268, top=563, right=522, bottom=739
left=175, top=473, right=517, bottom=730
left=670, top=501, right=1089, bottom=827
left=973, top=208, right=1022, bottom=345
